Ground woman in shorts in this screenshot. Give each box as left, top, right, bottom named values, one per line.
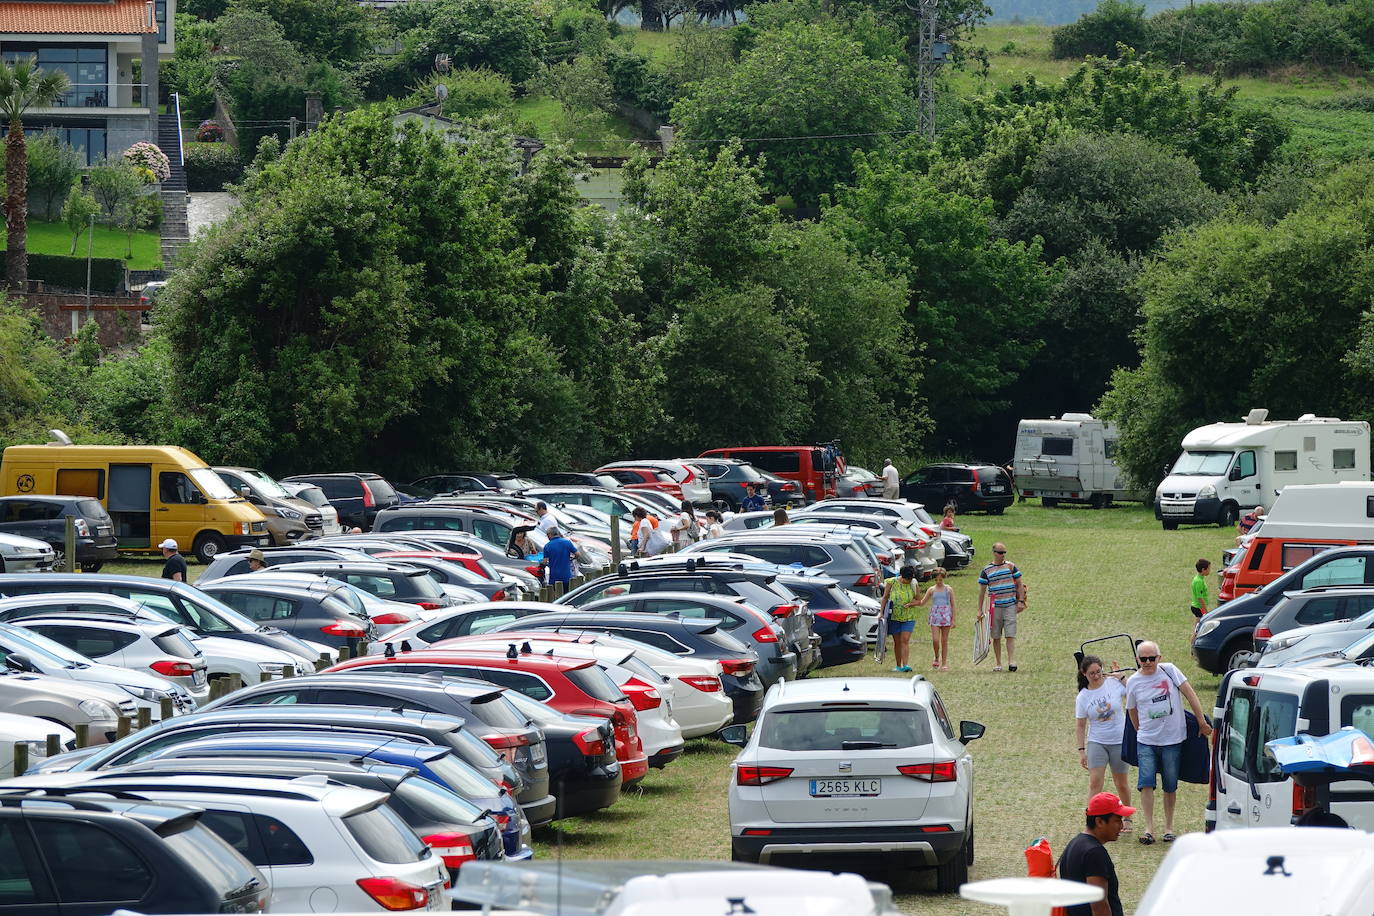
left=1074, top=655, right=1133, bottom=829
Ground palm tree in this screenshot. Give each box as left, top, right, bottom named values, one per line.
left=0, top=57, right=69, bottom=286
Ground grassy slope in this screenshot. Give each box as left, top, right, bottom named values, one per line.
left=512, top=95, right=645, bottom=156
left=102, top=503, right=1234, bottom=915
left=27, top=218, right=161, bottom=270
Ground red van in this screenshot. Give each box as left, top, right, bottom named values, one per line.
left=697, top=446, right=843, bottom=503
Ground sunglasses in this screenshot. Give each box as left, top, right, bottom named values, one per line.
left=993, top=549, right=1006, bottom=554
left=1138, top=655, right=1158, bottom=663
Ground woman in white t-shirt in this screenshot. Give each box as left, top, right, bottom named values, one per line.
left=1074, top=655, right=1133, bottom=828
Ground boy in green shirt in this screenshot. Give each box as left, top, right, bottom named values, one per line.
left=1190, top=559, right=1211, bottom=619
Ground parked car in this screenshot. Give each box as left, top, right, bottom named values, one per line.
left=691, top=458, right=775, bottom=511
left=530, top=472, right=622, bottom=489
left=413, top=473, right=539, bottom=494
left=279, top=481, right=344, bottom=535
left=596, top=461, right=713, bottom=507
left=269, top=560, right=454, bottom=612
left=196, top=575, right=380, bottom=650
left=725, top=675, right=983, bottom=892
left=0, top=667, right=133, bottom=743
left=800, top=498, right=975, bottom=571
left=197, top=544, right=374, bottom=581
left=1252, top=585, right=1374, bottom=653
left=4, top=772, right=448, bottom=913
left=0, top=532, right=56, bottom=573
left=0, top=619, right=197, bottom=720
left=382, top=554, right=512, bottom=601
left=835, top=465, right=881, bottom=499
left=0, top=712, right=74, bottom=776
left=213, top=466, right=322, bottom=546
left=682, top=529, right=886, bottom=596
left=0, top=495, right=117, bottom=572
left=0, top=791, right=269, bottom=915
left=118, top=755, right=506, bottom=882
left=592, top=467, right=684, bottom=501
left=497, top=688, right=622, bottom=814
left=900, top=463, right=1014, bottom=514
left=206, top=671, right=557, bottom=826
left=1192, top=546, right=1374, bottom=674
left=279, top=472, right=402, bottom=531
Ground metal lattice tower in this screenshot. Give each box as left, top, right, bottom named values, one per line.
left=915, top=0, right=939, bottom=139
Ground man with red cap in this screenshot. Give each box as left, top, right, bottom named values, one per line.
left=1058, top=792, right=1134, bottom=916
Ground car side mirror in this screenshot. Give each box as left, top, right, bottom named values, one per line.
left=958, top=720, right=985, bottom=745
left=4, top=653, right=33, bottom=673
left=719, top=724, right=748, bottom=747
left=239, top=486, right=252, bottom=498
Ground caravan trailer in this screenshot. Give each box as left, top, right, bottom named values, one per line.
left=1013, top=414, right=1142, bottom=508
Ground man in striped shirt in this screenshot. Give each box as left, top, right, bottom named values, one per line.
left=978, top=542, right=1026, bottom=672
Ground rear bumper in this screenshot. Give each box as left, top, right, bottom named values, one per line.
left=518, top=793, right=558, bottom=828
left=725, top=681, right=765, bottom=725
left=732, top=825, right=965, bottom=865
left=649, top=744, right=685, bottom=768
left=225, top=533, right=272, bottom=550
left=819, top=633, right=865, bottom=667
left=554, top=762, right=622, bottom=816
left=619, top=754, right=649, bottom=787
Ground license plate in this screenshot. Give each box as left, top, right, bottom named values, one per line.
left=191, top=670, right=207, bottom=687
left=988, top=486, right=1006, bottom=492
left=426, top=882, right=445, bottom=910
left=531, top=743, right=546, bottom=766
left=810, top=778, right=880, bottom=797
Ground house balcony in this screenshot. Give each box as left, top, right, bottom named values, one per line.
left=28, top=82, right=150, bottom=116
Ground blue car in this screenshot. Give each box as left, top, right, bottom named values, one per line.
left=143, top=731, right=534, bottom=859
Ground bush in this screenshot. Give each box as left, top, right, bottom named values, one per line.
left=185, top=142, right=243, bottom=191
left=28, top=253, right=126, bottom=293
left=123, top=141, right=171, bottom=184
left=196, top=120, right=225, bottom=142
left=1051, top=0, right=1147, bottom=59
left=413, top=68, right=514, bottom=118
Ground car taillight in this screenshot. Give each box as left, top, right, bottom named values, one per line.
left=892, top=538, right=919, bottom=550
left=751, top=626, right=779, bottom=643
left=781, top=483, right=797, bottom=491
left=736, top=765, right=793, bottom=786
left=483, top=733, right=531, bottom=751
left=356, top=877, right=428, bottom=911
left=770, top=604, right=798, bottom=618
left=853, top=573, right=875, bottom=587
left=150, top=660, right=196, bottom=677
left=371, top=612, right=413, bottom=625
left=322, top=620, right=368, bottom=636
left=623, top=681, right=662, bottom=711
left=360, top=480, right=376, bottom=508
left=572, top=728, right=609, bottom=756
left=898, top=761, right=957, bottom=782
left=815, top=609, right=859, bottom=624
left=492, top=589, right=507, bottom=601
left=969, top=480, right=979, bottom=493
left=720, top=659, right=755, bottom=676
left=73, top=518, right=90, bottom=536
left=678, top=674, right=722, bottom=692
left=413, top=602, right=443, bottom=611
left=1255, top=625, right=1272, bottom=640
left=421, top=833, right=476, bottom=870
left=1293, top=781, right=1318, bottom=818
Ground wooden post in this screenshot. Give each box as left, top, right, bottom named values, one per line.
left=260, top=671, right=272, bottom=683
left=228, top=673, right=243, bottom=693
left=356, top=640, right=369, bottom=658
left=610, top=514, right=622, bottom=567
left=136, top=708, right=151, bottom=730
left=115, top=717, right=131, bottom=739
left=12, top=743, right=27, bottom=777
left=74, top=723, right=89, bottom=748
left=46, top=734, right=60, bottom=758
left=539, top=585, right=552, bottom=603
left=160, top=697, right=174, bottom=721
left=282, top=666, right=295, bottom=679
left=316, top=653, right=330, bottom=672
left=338, top=645, right=352, bottom=662
left=64, top=515, right=78, bottom=573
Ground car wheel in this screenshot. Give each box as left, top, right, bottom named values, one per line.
left=1162, top=520, right=1179, bottom=530
left=988, top=505, right=1005, bottom=515
left=1223, top=638, right=1254, bottom=671
left=1218, top=503, right=1239, bottom=528
left=192, top=532, right=228, bottom=565
left=1042, top=497, right=1060, bottom=508
left=934, top=837, right=970, bottom=892
left=50, top=547, right=67, bottom=572
left=80, top=561, right=103, bottom=573
left=719, top=496, right=738, bottom=512
left=1089, top=493, right=1110, bottom=510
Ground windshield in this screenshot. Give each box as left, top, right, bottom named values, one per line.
left=0, top=623, right=91, bottom=667
left=1171, top=451, right=1235, bottom=476
left=289, top=485, right=329, bottom=508
left=132, top=587, right=243, bottom=634
left=242, top=470, right=292, bottom=500
left=189, top=468, right=238, bottom=500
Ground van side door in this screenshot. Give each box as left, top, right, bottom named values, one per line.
left=155, top=468, right=208, bottom=556
left=1229, top=450, right=1258, bottom=506
left=1333, top=694, right=1374, bottom=830
left=1218, top=686, right=1300, bottom=829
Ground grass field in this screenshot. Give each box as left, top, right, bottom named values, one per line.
left=26, top=218, right=161, bottom=270
left=513, top=96, right=650, bottom=156
left=101, top=503, right=1235, bottom=914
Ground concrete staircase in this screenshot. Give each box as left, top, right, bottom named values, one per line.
left=156, top=113, right=190, bottom=267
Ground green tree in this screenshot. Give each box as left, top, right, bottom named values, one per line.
left=1050, top=0, right=1147, bottom=59
left=412, top=0, right=545, bottom=83
left=86, top=158, right=143, bottom=223
left=535, top=54, right=613, bottom=136
left=61, top=184, right=98, bottom=254
left=232, top=0, right=374, bottom=61
left=672, top=22, right=912, bottom=205
left=413, top=68, right=514, bottom=118
left=26, top=130, right=81, bottom=221
left=0, top=57, right=69, bottom=285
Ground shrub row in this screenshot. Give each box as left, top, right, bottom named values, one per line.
left=29, top=253, right=126, bottom=293
left=185, top=142, right=243, bottom=192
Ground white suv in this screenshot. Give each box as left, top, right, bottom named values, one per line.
left=726, top=676, right=983, bottom=891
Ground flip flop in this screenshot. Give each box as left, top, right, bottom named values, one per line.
left=1009, top=664, right=1018, bottom=672
left=1162, top=833, right=1176, bottom=843
left=993, top=666, right=1003, bottom=672
left=1122, top=817, right=1133, bottom=832
left=1139, top=833, right=1155, bottom=845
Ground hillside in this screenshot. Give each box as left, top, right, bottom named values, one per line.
left=985, top=0, right=1258, bottom=25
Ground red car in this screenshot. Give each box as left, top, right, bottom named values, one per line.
left=323, top=648, right=649, bottom=786
left=593, top=467, right=685, bottom=501
left=376, top=550, right=507, bottom=592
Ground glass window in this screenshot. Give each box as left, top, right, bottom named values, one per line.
left=468, top=612, right=518, bottom=635
left=1236, top=450, right=1256, bottom=478
left=314, top=688, right=417, bottom=711
left=388, top=776, right=484, bottom=825
left=342, top=805, right=428, bottom=865
left=159, top=472, right=200, bottom=504
left=161, top=821, right=266, bottom=899
left=31, top=818, right=151, bottom=903
left=218, top=592, right=297, bottom=622
left=1171, top=451, right=1234, bottom=476
left=343, top=574, right=397, bottom=599
left=198, top=810, right=313, bottom=867
left=1343, top=696, right=1374, bottom=739
left=1274, top=451, right=1298, bottom=472
left=737, top=451, right=799, bottom=474
left=930, top=690, right=955, bottom=740
left=470, top=519, right=510, bottom=546
left=1041, top=437, right=1074, bottom=456
left=1281, top=544, right=1335, bottom=571
left=56, top=468, right=105, bottom=499
left=1249, top=691, right=1299, bottom=782
left=0, top=819, right=39, bottom=904
left=27, top=624, right=137, bottom=659
left=1301, top=556, right=1367, bottom=590
left=152, top=628, right=199, bottom=658
left=1335, top=449, right=1357, bottom=470
left=604, top=628, right=687, bottom=654
left=565, top=665, right=624, bottom=703
left=758, top=707, right=930, bottom=750
left=1225, top=691, right=1251, bottom=779
left=1293, top=596, right=1350, bottom=626
left=1104, top=440, right=1119, bottom=460
left=456, top=667, right=552, bottom=701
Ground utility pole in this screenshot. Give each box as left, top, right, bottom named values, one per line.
left=915, top=0, right=940, bottom=139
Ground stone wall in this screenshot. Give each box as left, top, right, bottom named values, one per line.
left=23, top=293, right=146, bottom=349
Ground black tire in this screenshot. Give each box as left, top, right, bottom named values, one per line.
left=80, top=561, right=103, bottom=573
left=1089, top=493, right=1110, bottom=510
left=1218, top=503, right=1239, bottom=528
left=1162, top=520, right=1179, bottom=531
left=988, top=505, right=1005, bottom=515
left=192, top=532, right=228, bottom=565
left=1223, top=638, right=1254, bottom=672
left=965, top=823, right=975, bottom=866
left=934, top=838, right=970, bottom=892
left=718, top=496, right=738, bottom=512
left=1042, top=497, right=1060, bottom=508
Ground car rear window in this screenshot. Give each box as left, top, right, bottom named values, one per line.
left=469, top=694, right=528, bottom=730
left=389, top=775, right=485, bottom=825
left=759, top=706, right=931, bottom=750
left=400, top=572, right=446, bottom=601
left=154, top=628, right=201, bottom=658
left=976, top=467, right=1005, bottom=484
left=75, top=499, right=110, bottom=520
left=698, top=627, right=751, bottom=655
left=292, top=486, right=328, bottom=508
left=739, top=452, right=798, bottom=473
left=160, top=820, right=265, bottom=900
left=343, top=804, right=430, bottom=864
left=426, top=751, right=505, bottom=797
left=565, top=665, right=626, bottom=703
left=363, top=478, right=398, bottom=502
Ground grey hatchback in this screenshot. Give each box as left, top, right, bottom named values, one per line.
left=196, top=576, right=379, bottom=650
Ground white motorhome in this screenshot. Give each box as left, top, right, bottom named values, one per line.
left=1155, top=409, right=1370, bottom=530
left=1013, top=414, right=1143, bottom=508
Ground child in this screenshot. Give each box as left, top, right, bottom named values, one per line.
left=920, top=567, right=956, bottom=670
left=1191, top=558, right=1211, bottom=619
left=940, top=506, right=958, bottom=530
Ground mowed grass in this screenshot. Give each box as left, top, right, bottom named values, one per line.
left=100, top=506, right=1235, bottom=914
left=26, top=218, right=162, bottom=270
left=512, top=96, right=648, bottom=156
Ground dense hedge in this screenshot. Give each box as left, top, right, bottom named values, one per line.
left=185, top=142, right=243, bottom=191
left=29, top=253, right=125, bottom=293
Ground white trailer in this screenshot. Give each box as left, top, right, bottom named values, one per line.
left=1155, top=409, right=1371, bottom=529
left=1013, top=414, right=1143, bottom=508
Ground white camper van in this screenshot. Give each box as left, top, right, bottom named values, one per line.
left=1013, top=414, right=1142, bottom=508
left=1155, top=409, right=1370, bottom=530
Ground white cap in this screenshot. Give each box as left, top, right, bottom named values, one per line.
left=158, top=539, right=178, bottom=550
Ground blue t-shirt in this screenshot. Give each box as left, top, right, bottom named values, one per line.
left=741, top=494, right=766, bottom=512
left=543, top=536, right=578, bottom=582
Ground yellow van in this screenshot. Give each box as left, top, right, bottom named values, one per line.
left=0, top=443, right=271, bottom=564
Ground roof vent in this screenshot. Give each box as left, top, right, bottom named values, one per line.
left=47, top=429, right=71, bottom=445
left=1061, top=412, right=1094, bottom=422
left=1244, top=408, right=1269, bottom=425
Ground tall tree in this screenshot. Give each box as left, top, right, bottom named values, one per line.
left=0, top=58, right=69, bottom=285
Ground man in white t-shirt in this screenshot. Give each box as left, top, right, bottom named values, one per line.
left=1124, top=641, right=1212, bottom=845
left=535, top=502, right=564, bottom=534
left=881, top=459, right=900, bottom=500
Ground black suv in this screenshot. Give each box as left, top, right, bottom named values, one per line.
left=692, top=458, right=783, bottom=510
left=0, top=496, right=118, bottom=572
left=0, top=793, right=268, bottom=914
left=279, top=473, right=400, bottom=531
left=901, top=463, right=1014, bottom=514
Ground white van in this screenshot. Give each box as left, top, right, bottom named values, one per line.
left=1012, top=414, right=1143, bottom=507
left=1155, top=409, right=1370, bottom=530
left=1209, top=666, right=1374, bottom=832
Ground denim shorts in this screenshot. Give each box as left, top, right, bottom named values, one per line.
left=1137, top=742, right=1182, bottom=792
left=889, top=619, right=916, bottom=634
